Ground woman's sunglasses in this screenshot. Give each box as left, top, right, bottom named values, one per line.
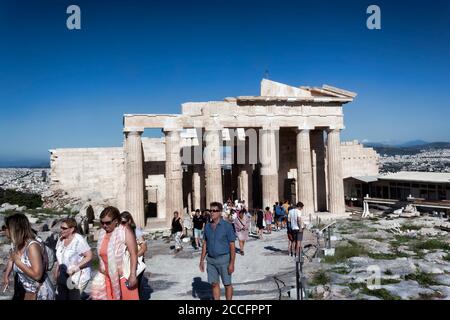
left=121, top=220, right=129, bottom=225
left=60, top=226, right=70, bottom=230
left=100, top=220, right=114, bottom=226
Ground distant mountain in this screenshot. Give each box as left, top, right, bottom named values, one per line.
left=362, top=141, right=450, bottom=156
left=396, top=140, right=429, bottom=148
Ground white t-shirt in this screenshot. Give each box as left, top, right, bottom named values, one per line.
left=55, top=233, right=91, bottom=284
left=288, top=208, right=302, bottom=231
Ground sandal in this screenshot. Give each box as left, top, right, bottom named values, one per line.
left=240, top=251, right=244, bottom=256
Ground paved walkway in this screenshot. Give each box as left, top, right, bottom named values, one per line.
left=142, top=228, right=317, bottom=300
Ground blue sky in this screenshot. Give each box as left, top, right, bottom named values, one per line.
left=0, top=0, right=449, bottom=164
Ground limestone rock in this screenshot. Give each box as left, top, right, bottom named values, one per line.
left=416, top=261, right=444, bottom=275
left=382, top=280, right=436, bottom=299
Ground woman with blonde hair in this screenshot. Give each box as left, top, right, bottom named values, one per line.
left=91, top=206, right=139, bottom=300
left=54, top=217, right=92, bottom=300
left=4, top=213, right=54, bottom=300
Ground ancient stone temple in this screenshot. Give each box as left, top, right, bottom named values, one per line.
left=50, top=79, right=378, bottom=228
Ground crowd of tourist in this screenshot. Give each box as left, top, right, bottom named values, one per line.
left=1, top=207, right=148, bottom=300
left=1, top=197, right=305, bottom=301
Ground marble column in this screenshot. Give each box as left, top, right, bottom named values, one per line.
left=192, top=165, right=201, bottom=211
left=310, top=129, right=327, bottom=211
left=204, top=128, right=223, bottom=206
left=260, top=128, right=279, bottom=209
left=296, top=128, right=315, bottom=215
left=124, top=130, right=145, bottom=228
left=164, top=129, right=183, bottom=226
left=327, top=129, right=346, bottom=214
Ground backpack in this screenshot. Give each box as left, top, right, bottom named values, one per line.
left=35, top=236, right=56, bottom=271
left=43, top=244, right=56, bottom=271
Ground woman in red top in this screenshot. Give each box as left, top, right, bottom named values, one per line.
left=264, top=207, right=273, bottom=234
left=91, top=206, right=139, bottom=300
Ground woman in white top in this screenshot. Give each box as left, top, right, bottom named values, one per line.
left=54, top=217, right=92, bottom=300
left=4, top=213, right=55, bottom=300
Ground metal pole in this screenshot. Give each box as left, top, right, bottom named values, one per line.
left=327, top=227, right=331, bottom=249
left=295, top=258, right=300, bottom=300
left=300, top=255, right=304, bottom=300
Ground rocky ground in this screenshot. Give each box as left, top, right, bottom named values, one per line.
left=1, top=206, right=449, bottom=300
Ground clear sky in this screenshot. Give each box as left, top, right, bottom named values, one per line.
left=0, top=0, right=449, bottom=165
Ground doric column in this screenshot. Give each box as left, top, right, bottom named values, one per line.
left=204, top=128, right=223, bottom=206
left=260, top=127, right=279, bottom=209
left=124, top=129, right=145, bottom=228
left=327, top=128, right=346, bottom=214
left=310, top=129, right=327, bottom=211
left=192, top=165, right=201, bottom=211
left=296, top=128, right=315, bottom=215
left=164, top=128, right=183, bottom=226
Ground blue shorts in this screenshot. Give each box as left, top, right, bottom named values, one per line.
left=276, top=215, right=284, bottom=223
left=206, top=253, right=232, bottom=286
left=194, top=228, right=203, bottom=238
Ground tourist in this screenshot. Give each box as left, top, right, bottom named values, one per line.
left=3, top=213, right=54, bottom=300
left=1, top=225, right=26, bottom=299
left=120, top=211, right=147, bottom=299
left=233, top=209, right=250, bottom=255
left=91, top=206, right=139, bottom=300
left=287, top=202, right=304, bottom=258
left=255, top=207, right=264, bottom=239
left=240, top=200, right=247, bottom=211
left=183, top=211, right=193, bottom=239
left=274, top=202, right=284, bottom=231
left=202, top=210, right=211, bottom=224
left=264, top=206, right=273, bottom=234
left=192, top=209, right=205, bottom=250
left=54, top=217, right=92, bottom=300
left=199, top=202, right=236, bottom=300
left=282, top=200, right=290, bottom=229
left=171, top=211, right=184, bottom=253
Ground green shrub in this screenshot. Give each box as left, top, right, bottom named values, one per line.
left=0, top=188, right=42, bottom=209
left=412, top=239, right=450, bottom=251
left=322, top=241, right=368, bottom=264
left=310, top=270, right=330, bottom=286
left=368, top=252, right=398, bottom=260
left=405, top=272, right=439, bottom=286
left=361, top=287, right=401, bottom=300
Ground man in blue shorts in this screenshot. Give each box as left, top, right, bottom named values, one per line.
left=199, top=201, right=236, bottom=300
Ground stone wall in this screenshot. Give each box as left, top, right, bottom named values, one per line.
left=50, top=147, right=126, bottom=209
left=341, top=140, right=379, bottom=178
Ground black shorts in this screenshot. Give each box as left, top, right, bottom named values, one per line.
left=288, top=229, right=303, bottom=241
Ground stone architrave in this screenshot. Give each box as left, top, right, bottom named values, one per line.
left=124, top=129, right=145, bottom=228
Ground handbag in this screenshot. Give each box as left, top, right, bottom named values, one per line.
left=122, top=246, right=146, bottom=279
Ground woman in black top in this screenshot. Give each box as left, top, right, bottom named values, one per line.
left=171, top=211, right=183, bottom=253
left=256, top=208, right=264, bottom=239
